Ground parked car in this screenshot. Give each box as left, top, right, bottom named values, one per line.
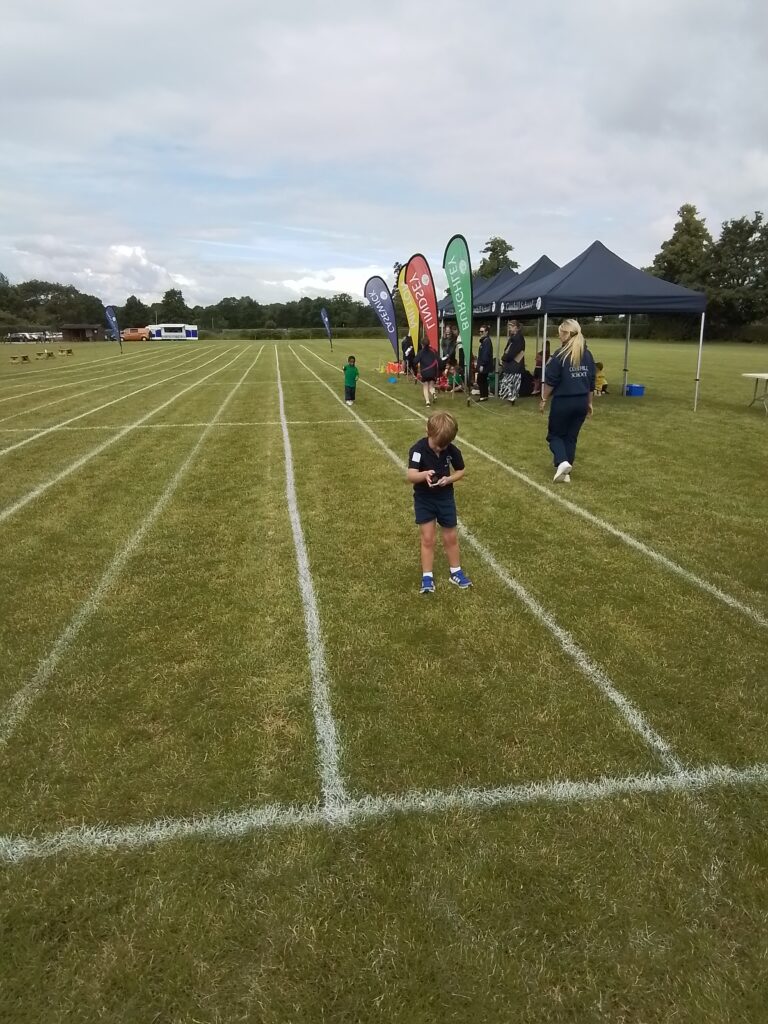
left=121, top=327, right=152, bottom=341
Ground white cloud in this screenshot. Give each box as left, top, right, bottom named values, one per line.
left=265, top=265, right=393, bottom=299
left=1, top=0, right=766, bottom=304
left=8, top=239, right=195, bottom=302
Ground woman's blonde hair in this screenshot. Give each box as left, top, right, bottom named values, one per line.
left=427, top=410, right=458, bottom=447
left=558, top=318, right=586, bottom=366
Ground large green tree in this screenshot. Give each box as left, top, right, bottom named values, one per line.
left=158, top=288, right=190, bottom=322
left=477, top=237, right=519, bottom=278
left=708, top=212, right=768, bottom=328
left=9, top=281, right=103, bottom=324
left=651, top=204, right=713, bottom=291
left=120, top=294, right=151, bottom=327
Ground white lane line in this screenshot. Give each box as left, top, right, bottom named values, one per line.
left=182, top=379, right=332, bottom=385
left=0, top=417, right=415, bottom=432
left=0, top=347, right=191, bottom=405
left=301, top=346, right=768, bottom=632
left=0, top=347, right=242, bottom=526
left=0, top=348, right=202, bottom=423
left=459, top=523, right=683, bottom=769
left=275, top=349, right=348, bottom=811
left=0, top=349, right=160, bottom=386
left=290, top=346, right=682, bottom=772
left=0, top=347, right=261, bottom=752
left=0, top=347, right=233, bottom=457
left=2, top=761, right=767, bottom=863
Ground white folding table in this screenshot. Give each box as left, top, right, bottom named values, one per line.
left=742, top=373, right=768, bottom=414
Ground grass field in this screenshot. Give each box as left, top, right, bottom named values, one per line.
left=1, top=336, right=767, bottom=1022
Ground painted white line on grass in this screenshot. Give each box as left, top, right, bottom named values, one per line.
left=2, top=761, right=768, bottom=864
left=0, top=347, right=232, bottom=457
left=302, top=346, right=768, bottom=632
left=0, top=418, right=414, bottom=433
left=275, top=349, right=348, bottom=811
left=0, top=349, right=159, bottom=386
left=184, top=379, right=332, bottom=385
left=0, top=347, right=261, bottom=753
left=459, top=523, right=683, bottom=770
left=0, top=346, right=192, bottom=406
left=290, top=346, right=683, bottom=772
left=0, top=348, right=202, bottom=423
left=0, top=346, right=242, bottom=526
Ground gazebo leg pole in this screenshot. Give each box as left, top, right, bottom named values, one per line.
left=693, top=312, right=706, bottom=411
left=622, top=314, right=631, bottom=395
left=542, top=313, right=549, bottom=382
left=495, top=315, right=501, bottom=397
left=535, top=316, right=541, bottom=394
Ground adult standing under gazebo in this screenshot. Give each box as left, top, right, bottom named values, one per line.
left=474, top=325, right=493, bottom=401
left=540, top=319, right=595, bottom=483
left=499, top=320, right=525, bottom=404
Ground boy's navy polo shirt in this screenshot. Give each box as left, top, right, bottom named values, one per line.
left=408, top=438, right=464, bottom=493
left=544, top=348, right=596, bottom=396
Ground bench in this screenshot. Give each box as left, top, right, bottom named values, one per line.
left=59, top=348, right=74, bottom=356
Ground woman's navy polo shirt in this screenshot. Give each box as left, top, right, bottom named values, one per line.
left=544, top=347, right=596, bottom=396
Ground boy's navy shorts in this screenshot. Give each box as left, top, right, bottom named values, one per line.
left=414, top=490, right=457, bottom=528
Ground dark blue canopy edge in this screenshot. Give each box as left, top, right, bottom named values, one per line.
left=439, top=268, right=520, bottom=317
left=496, top=256, right=560, bottom=313
left=500, top=240, right=707, bottom=315
left=440, top=274, right=491, bottom=317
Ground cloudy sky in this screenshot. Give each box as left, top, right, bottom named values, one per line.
left=2, top=0, right=766, bottom=305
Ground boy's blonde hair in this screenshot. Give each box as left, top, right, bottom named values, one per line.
left=427, top=410, right=458, bottom=447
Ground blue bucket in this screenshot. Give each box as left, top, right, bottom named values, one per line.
left=625, top=383, right=645, bottom=397
left=387, top=375, right=398, bottom=384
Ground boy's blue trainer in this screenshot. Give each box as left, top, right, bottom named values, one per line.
left=420, top=575, right=435, bottom=594
left=449, top=569, right=472, bottom=589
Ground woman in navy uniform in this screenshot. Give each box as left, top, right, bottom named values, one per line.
left=540, top=319, right=595, bottom=482
left=475, top=325, right=493, bottom=401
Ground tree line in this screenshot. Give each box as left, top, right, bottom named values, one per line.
left=649, top=204, right=768, bottom=333
left=0, top=277, right=382, bottom=334
left=1, top=218, right=766, bottom=338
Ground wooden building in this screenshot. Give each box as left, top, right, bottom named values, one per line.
left=60, top=324, right=105, bottom=341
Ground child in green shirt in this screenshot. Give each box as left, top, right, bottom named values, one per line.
left=343, top=356, right=359, bottom=405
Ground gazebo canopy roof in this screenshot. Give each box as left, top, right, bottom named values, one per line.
left=498, top=241, right=707, bottom=315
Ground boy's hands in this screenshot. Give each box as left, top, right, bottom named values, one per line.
left=424, top=470, right=436, bottom=485
left=435, top=475, right=452, bottom=487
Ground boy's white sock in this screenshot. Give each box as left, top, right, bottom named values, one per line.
left=450, top=566, right=461, bottom=574
left=423, top=571, right=433, bottom=578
